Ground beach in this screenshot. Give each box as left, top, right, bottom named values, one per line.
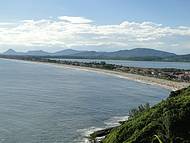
left=59, top=64, right=189, bottom=91
left=1, top=58, right=189, bottom=91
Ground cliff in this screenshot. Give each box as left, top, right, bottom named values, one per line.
left=93, top=87, right=190, bottom=143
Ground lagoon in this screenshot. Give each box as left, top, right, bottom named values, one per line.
left=53, top=58, right=190, bottom=70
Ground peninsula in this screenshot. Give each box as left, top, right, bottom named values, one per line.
left=0, top=55, right=189, bottom=91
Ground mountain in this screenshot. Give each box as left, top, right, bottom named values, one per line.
left=91, top=86, right=190, bottom=143
left=2, top=49, right=81, bottom=56
left=71, top=51, right=107, bottom=57
left=70, top=48, right=176, bottom=59
left=163, top=54, right=190, bottom=62
left=2, top=48, right=177, bottom=59
left=53, top=49, right=81, bottom=56
left=26, top=50, right=51, bottom=56
left=3, top=49, right=51, bottom=56
left=3, top=49, right=24, bottom=55
left=70, top=48, right=176, bottom=58
left=3, top=49, right=50, bottom=56
left=108, top=48, right=176, bottom=58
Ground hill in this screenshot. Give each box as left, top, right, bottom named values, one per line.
left=53, top=49, right=81, bottom=56
left=69, top=48, right=176, bottom=58
left=163, top=54, right=190, bottom=62
left=2, top=49, right=81, bottom=56
left=3, top=49, right=50, bottom=56
left=91, top=86, right=190, bottom=143
left=26, top=50, right=51, bottom=56
left=107, top=48, right=176, bottom=58
left=3, top=49, right=24, bottom=55
left=3, top=48, right=190, bottom=62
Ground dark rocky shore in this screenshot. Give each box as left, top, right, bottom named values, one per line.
left=88, top=121, right=126, bottom=143
left=88, top=127, right=116, bottom=143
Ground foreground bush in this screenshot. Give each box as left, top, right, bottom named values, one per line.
left=103, top=87, right=190, bottom=143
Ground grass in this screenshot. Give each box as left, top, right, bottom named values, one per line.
left=154, top=135, right=163, bottom=143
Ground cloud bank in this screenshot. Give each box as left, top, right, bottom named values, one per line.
left=0, top=16, right=190, bottom=53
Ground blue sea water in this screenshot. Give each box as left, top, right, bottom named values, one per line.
left=0, top=59, right=170, bottom=143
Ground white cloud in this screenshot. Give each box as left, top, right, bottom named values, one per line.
left=58, top=16, right=93, bottom=24
left=0, top=16, right=190, bottom=53
left=0, top=22, right=15, bottom=26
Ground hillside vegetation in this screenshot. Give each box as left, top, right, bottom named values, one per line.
left=102, top=87, right=190, bottom=143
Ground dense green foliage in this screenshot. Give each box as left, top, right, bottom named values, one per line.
left=128, top=103, right=150, bottom=119
left=102, top=87, right=190, bottom=143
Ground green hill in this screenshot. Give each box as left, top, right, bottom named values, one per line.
left=101, top=87, right=190, bottom=143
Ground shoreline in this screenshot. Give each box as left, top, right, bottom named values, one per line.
left=1, top=58, right=189, bottom=91
left=76, top=115, right=129, bottom=143
left=1, top=57, right=190, bottom=143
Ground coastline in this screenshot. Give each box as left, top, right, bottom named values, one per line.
left=1, top=58, right=190, bottom=143
left=76, top=115, right=129, bottom=143
left=1, top=58, right=189, bottom=91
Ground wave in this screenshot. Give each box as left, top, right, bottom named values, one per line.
left=104, top=115, right=129, bottom=127
left=74, top=127, right=104, bottom=143
left=75, top=115, right=129, bottom=143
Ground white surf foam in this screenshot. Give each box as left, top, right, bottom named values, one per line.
left=74, top=127, right=104, bottom=143
left=75, top=115, right=129, bottom=143
left=104, top=115, right=129, bottom=127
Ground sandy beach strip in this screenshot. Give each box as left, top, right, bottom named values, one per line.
left=55, top=64, right=189, bottom=91
left=1, top=58, right=189, bottom=91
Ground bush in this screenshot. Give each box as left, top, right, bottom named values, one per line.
left=103, top=87, right=190, bottom=143
left=129, top=103, right=150, bottom=118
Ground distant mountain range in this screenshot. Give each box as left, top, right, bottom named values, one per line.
left=3, top=49, right=47, bottom=56
left=71, top=48, right=176, bottom=58
left=1, top=48, right=176, bottom=57
left=2, top=48, right=190, bottom=62
left=2, top=49, right=81, bottom=56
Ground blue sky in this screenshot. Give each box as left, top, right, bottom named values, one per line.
left=0, top=0, right=189, bottom=25
left=0, top=0, right=190, bottom=54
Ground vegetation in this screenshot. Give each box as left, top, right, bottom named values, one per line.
left=154, top=135, right=163, bottom=143
left=101, top=86, right=190, bottom=143
left=128, top=103, right=150, bottom=119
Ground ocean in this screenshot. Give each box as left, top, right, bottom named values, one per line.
left=0, top=59, right=170, bottom=143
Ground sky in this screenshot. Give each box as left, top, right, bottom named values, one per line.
left=0, top=0, right=189, bottom=54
